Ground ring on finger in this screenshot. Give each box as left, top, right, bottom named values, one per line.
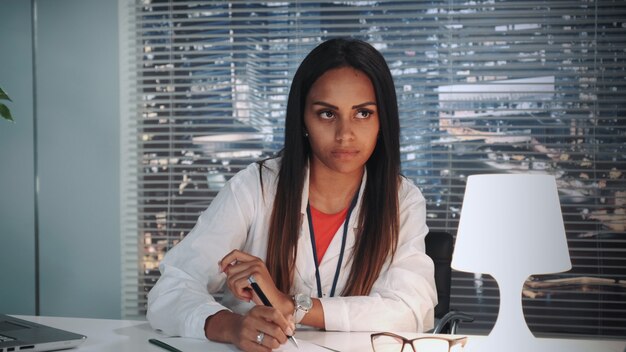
left=256, top=332, right=265, bottom=345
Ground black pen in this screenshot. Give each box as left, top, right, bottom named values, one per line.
left=149, top=338, right=183, bottom=352
left=248, top=276, right=299, bottom=349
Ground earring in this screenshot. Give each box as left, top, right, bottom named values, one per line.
left=304, top=131, right=309, bottom=137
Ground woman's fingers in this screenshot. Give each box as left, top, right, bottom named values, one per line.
left=223, top=257, right=263, bottom=277
left=247, top=330, right=280, bottom=350
left=223, top=261, right=260, bottom=301
left=220, top=250, right=276, bottom=302
left=233, top=306, right=291, bottom=352
left=247, top=306, right=291, bottom=345
left=228, top=270, right=255, bottom=301
left=219, top=249, right=256, bottom=272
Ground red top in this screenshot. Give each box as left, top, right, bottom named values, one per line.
left=309, top=205, right=349, bottom=263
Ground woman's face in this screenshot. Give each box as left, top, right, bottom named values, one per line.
left=304, top=66, right=380, bottom=176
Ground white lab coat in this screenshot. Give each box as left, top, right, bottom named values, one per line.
left=147, top=158, right=437, bottom=339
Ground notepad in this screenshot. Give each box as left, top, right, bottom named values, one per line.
left=158, top=336, right=333, bottom=352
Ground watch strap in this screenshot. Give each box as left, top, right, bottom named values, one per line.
left=292, top=294, right=312, bottom=324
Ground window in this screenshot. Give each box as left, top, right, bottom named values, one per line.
left=120, top=0, right=626, bottom=337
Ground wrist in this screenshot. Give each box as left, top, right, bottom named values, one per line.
left=278, top=292, right=296, bottom=317
left=204, top=310, right=240, bottom=343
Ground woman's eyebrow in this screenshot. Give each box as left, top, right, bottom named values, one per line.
left=352, top=101, right=376, bottom=109
left=311, top=101, right=377, bottom=109
left=312, top=101, right=338, bottom=109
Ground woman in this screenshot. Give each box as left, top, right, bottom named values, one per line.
left=147, top=38, right=437, bottom=352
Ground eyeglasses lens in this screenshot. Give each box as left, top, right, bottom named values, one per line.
left=413, top=338, right=451, bottom=352
left=372, top=335, right=409, bottom=352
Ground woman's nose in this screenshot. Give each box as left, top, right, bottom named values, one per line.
left=335, top=119, right=355, bottom=141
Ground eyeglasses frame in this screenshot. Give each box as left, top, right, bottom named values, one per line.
left=370, top=332, right=468, bottom=352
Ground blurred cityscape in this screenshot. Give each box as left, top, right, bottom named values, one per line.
left=128, top=0, right=625, bottom=337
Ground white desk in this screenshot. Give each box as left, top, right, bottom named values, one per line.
left=14, top=315, right=626, bottom=352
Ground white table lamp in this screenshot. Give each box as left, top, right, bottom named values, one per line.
left=452, top=174, right=571, bottom=352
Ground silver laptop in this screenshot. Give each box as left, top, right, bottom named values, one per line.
left=0, top=315, right=86, bottom=352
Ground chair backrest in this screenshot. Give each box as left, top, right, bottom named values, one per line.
left=425, top=231, right=453, bottom=319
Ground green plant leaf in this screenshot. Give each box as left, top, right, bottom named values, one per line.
left=1, top=103, right=14, bottom=122
left=0, top=87, right=11, bottom=101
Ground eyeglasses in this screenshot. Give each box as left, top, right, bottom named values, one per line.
left=371, top=332, right=467, bottom=352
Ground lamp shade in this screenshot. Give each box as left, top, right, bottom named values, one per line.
left=452, top=174, right=571, bottom=278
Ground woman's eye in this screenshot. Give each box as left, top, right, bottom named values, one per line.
left=319, top=111, right=335, bottom=119
left=356, top=110, right=372, bottom=119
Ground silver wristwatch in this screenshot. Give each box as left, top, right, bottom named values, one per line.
left=293, top=293, right=313, bottom=324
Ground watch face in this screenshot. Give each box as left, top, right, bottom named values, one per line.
left=295, top=293, right=313, bottom=311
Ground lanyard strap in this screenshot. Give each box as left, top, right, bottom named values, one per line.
left=306, top=190, right=359, bottom=298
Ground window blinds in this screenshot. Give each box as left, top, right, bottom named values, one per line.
left=120, top=0, right=626, bottom=337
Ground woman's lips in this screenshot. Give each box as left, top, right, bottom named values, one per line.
left=331, top=149, right=359, bottom=159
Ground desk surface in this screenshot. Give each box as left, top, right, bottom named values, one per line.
left=13, top=315, right=626, bottom=352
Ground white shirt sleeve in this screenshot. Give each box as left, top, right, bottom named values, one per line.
left=146, top=163, right=260, bottom=338
left=319, top=180, right=437, bottom=332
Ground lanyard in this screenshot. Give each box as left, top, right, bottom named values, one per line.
left=306, top=190, right=359, bottom=298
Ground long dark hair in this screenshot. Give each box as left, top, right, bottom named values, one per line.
left=263, top=38, right=401, bottom=296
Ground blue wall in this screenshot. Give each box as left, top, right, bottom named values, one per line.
left=0, top=0, right=121, bottom=319
left=0, top=0, right=36, bottom=316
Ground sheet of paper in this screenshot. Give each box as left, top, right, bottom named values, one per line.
left=159, top=336, right=333, bottom=352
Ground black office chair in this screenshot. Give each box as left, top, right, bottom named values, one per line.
left=425, top=231, right=474, bottom=334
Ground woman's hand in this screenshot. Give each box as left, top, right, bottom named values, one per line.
left=205, top=308, right=294, bottom=352
left=219, top=250, right=295, bottom=317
